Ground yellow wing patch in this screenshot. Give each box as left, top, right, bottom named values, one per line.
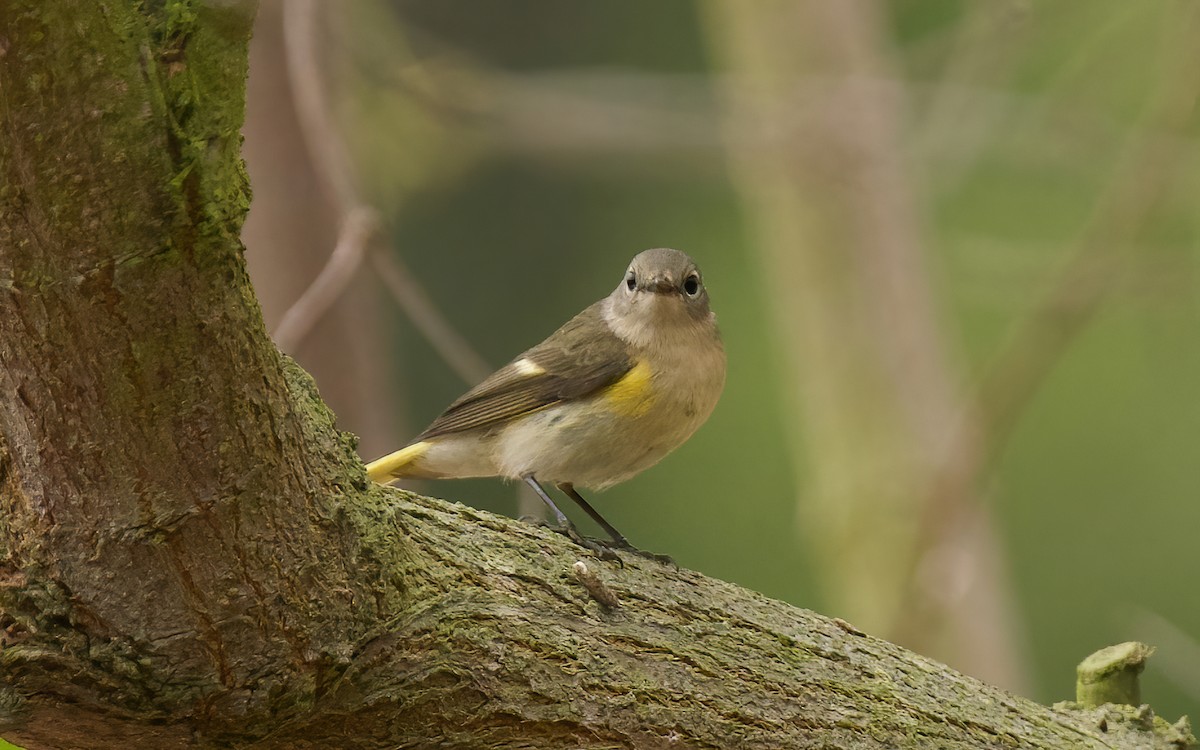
left=366, top=441, right=430, bottom=482
left=602, top=360, right=654, bottom=417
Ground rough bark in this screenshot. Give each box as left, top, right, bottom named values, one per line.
left=0, top=2, right=1191, bottom=749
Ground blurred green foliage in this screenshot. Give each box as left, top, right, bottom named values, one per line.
left=340, top=0, right=1197, bottom=721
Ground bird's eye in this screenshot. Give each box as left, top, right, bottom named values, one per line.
left=625, top=272, right=636, bottom=291
left=683, top=273, right=701, bottom=297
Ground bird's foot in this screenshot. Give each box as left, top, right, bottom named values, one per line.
left=521, top=518, right=674, bottom=565
left=522, top=517, right=623, bottom=563
left=605, top=537, right=676, bottom=567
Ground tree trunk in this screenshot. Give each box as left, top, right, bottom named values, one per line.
left=0, top=2, right=1189, bottom=748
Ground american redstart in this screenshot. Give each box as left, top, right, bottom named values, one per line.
left=366, top=248, right=725, bottom=560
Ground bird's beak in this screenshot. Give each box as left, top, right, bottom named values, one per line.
left=645, top=276, right=675, bottom=294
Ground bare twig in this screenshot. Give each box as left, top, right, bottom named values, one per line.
left=273, top=207, right=378, bottom=351
left=282, top=0, right=357, bottom=213
left=278, top=0, right=489, bottom=386
left=370, top=249, right=492, bottom=385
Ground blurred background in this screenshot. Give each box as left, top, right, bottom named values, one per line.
left=242, top=0, right=1200, bottom=721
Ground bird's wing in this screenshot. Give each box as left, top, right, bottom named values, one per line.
left=417, top=301, right=634, bottom=440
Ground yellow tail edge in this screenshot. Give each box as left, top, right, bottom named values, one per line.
left=366, top=441, right=430, bottom=483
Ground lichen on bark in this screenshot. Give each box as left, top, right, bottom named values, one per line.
left=0, top=1, right=1194, bottom=749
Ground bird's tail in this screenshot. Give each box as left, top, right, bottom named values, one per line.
left=366, top=441, right=430, bottom=483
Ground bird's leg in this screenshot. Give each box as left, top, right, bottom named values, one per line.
left=522, top=475, right=620, bottom=562
left=557, top=482, right=674, bottom=565
left=555, top=482, right=629, bottom=546
left=522, top=474, right=572, bottom=527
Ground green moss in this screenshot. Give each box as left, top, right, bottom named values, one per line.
left=1055, top=702, right=1196, bottom=749
left=0, top=0, right=257, bottom=291
left=142, top=1, right=254, bottom=261
left=1076, top=641, right=1154, bottom=707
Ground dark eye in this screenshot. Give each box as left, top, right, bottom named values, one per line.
left=683, top=273, right=701, bottom=297
left=625, top=272, right=636, bottom=291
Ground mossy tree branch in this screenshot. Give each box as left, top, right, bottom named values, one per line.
left=0, top=2, right=1190, bottom=748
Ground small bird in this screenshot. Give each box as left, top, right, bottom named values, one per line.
left=366, top=248, right=726, bottom=560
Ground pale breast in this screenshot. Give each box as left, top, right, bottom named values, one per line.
left=496, top=335, right=726, bottom=489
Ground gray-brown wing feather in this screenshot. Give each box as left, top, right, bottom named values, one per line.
left=417, top=302, right=632, bottom=440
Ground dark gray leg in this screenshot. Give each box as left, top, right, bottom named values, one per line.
left=557, top=482, right=674, bottom=565
left=522, top=475, right=620, bottom=562
left=522, top=474, right=571, bottom=527
left=556, top=482, right=630, bottom=546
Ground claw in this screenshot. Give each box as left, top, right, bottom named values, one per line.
left=607, top=538, right=676, bottom=567
left=519, top=513, right=674, bottom=565
left=521, top=476, right=672, bottom=565
left=529, top=518, right=623, bottom=564
left=569, top=533, right=624, bottom=565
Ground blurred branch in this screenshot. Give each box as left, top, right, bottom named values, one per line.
left=273, top=207, right=378, bottom=351
left=912, top=2, right=1031, bottom=195
left=278, top=0, right=488, bottom=387
left=702, top=0, right=1026, bottom=690
left=370, top=249, right=492, bottom=385
left=974, top=3, right=1200, bottom=455
left=282, top=0, right=358, bottom=213
left=1127, top=608, right=1200, bottom=703
left=336, top=19, right=721, bottom=160
left=893, top=2, right=1200, bottom=666
left=340, top=21, right=1200, bottom=186
left=242, top=0, right=399, bottom=458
